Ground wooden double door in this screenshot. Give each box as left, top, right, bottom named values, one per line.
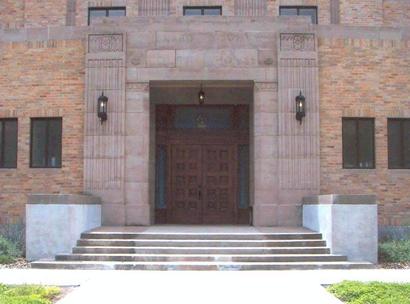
left=171, top=144, right=236, bottom=224
left=155, top=105, right=250, bottom=225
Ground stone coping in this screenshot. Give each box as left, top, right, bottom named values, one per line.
left=303, top=194, right=377, bottom=205
left=27, top=194, right=101, bottom=205
left=1, top=17, right=410, bottom=43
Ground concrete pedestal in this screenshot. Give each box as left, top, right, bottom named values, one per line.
left=303, top=194, right=378, bottom=263
left=26, top=194, right=102, bottom=261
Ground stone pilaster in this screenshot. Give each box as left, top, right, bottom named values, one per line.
left=277, top=32, right=320, bottom=226
left=124, top=82, right=151, bottom=225
left=84, top=33, right=127, bottom=225
left=252, top=81, right=279, bottom=226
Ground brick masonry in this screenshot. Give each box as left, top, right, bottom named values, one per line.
left=0, top=39, right=85, bottom=223
left=2, top=0, right=410, bottom=29
left=319, top=37, right=410, bottom=226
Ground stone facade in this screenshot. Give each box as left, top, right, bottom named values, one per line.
left=0, top=1, right=409, bottom=227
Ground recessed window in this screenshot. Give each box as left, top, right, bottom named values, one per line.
left=30, top=118, right=62, bottom=168
left=88, top=7, right=126, bottom=25
left=342, top=118, right=375, bottom=169
left=0, top=118, right=18, bottom=169
left=388, top=118, right=410, bottom=169
left=183, top=6, right=222, bottom=16
left=279, top=6, right=318, bottom=24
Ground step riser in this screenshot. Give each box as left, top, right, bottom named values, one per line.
left=72, top=247, right=331, bottom=255
left=76, top=240, right=327, bottom=247
left=31, top=263, right=373, bottom=271
left=80, top=233, right=322, bottom=240
left=56, top=255, right=347, bottom=262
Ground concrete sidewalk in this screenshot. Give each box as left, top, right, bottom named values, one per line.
left=1, top=269, right=409, bottom=304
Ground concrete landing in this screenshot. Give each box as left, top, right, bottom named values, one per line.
left=90, top=225, right=313, bottom=234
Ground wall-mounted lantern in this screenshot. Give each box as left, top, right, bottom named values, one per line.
left=97, top=91, right=108, bottom=124
left=295, top=91, right=306, bottom=124
left=198, top=84, right=205, bottom=105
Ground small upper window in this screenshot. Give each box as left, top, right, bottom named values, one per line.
left=279, top=6, right=318, bottom=24
left=0, top=118, right=18, bottom=169
left=342, top=118, right=375, bottom=169
left=30, top=118, right=62, bottom=168
left=88, top=7, right=126, bottom=25
left=388, top=118, right=410, bottom=169
left=183, top=6, right=222, bottom=16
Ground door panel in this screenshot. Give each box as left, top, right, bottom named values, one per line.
left=170, top=145, right=202, bottom=224
left=202, top=145, right=236, bottom=224
left=155, top=105, right=250, bottom=225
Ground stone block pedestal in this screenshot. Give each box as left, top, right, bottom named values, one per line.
left=26, top=194, right=102, bottom=261
left=303, top=194, right=378, bottom=263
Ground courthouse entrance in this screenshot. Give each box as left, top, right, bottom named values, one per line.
left=155, top=105, right=250, bottom=224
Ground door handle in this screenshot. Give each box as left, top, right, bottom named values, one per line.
left=198, top=185, right=202, bottom=200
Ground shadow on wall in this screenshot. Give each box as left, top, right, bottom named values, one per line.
left=379, top=226, right=410, bottom=242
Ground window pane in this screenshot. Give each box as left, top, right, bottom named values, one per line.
left=108, top=9, right=126, bottom=17
left=279, top=8, right=298, bottom=16
left=184, top=8, right=202, bottom=16
left=3, top=120, right=17, bottom=168
left=299, top=8, right=317, bottom=24
left=174, top=107, right=232, bottom=129
left=31, top=120, right=47, bottom=167
left=89, top=9, right=106, bottom=24
left=388, top=120, right=401, bottom=168
left=47, top=119, right=62, bottom=168
left=343, top=119, right=357, bottom=168
left=358, top=120, right=374, bottom=168
left=203, top=8, right=221, bottom=15
left=403, top=120, right=410, bottom=168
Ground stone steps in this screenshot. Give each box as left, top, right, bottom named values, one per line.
left=76, top=239, right=327, bottom=247
left=31, top=260, right=374, bottom=271
left=56, top=253, right=347, bottom=262
left=72, top=246, right=331, bottom=255
left=30, top=229, right=375, bottom=270
left=80, top=232, right=323, bottom=240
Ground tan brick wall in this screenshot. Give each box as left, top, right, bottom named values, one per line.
left=339, top=0, right=383, bottom=26
left=0, top=39, right=85, bottom=224
left=2, top=0, right=410, bottom=27
left=383, top=0, right=410, bottom=27
left=24, top=0, right=68, bottom=28
left=0, top=0, right=25, bottom=29
left=319, top=37, right=410, bottom=225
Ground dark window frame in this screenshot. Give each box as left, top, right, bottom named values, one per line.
left=388, top=118, right=410, bottom=169
left=30, top=117, right=63, bottom=169
left=342, top=117, right=376, bottom=169
left=279, top=6, right=318, bottom=24
left=183, top=6, right=223, bottom=16
left=88, top=6, right=126, bottom=25
left=0, top=118, right=18, bottom=169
